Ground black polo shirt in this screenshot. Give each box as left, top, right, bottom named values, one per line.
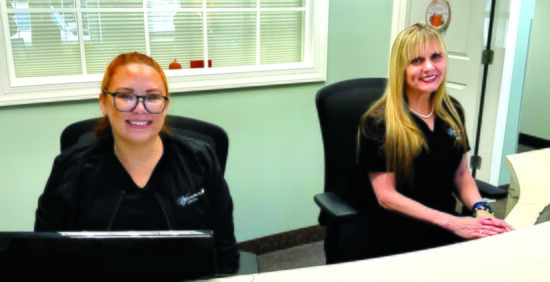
left=35, top=134, right=240, bottom=273
left=107, top=149, right=170, bottom=231
left=357, top=99, right=469, bottom=256
left=358, top=103, right=469, bottom=213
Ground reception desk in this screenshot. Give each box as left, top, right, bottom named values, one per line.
left=198, top=149, right=550, bottom=282
left=504, top=148, right=550, bottom=229
left=203, top=222, right=550, bottom=282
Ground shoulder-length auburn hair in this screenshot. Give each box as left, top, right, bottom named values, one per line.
left=96, top=52, right=170, bottom=137
left=359, top=23, right=468, bottom=189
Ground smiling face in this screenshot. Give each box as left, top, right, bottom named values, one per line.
left=99, top=63, right=169, bottom=146
left=404, top=42, right=446, bottom=98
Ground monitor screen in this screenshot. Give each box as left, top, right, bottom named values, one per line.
left=0, top=230, right=216, bottom=280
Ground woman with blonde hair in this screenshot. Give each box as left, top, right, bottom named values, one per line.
left=357, top=23, right=513, bottom=258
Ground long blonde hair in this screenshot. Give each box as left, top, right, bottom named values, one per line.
left=360, top=23, right=468, bottom=189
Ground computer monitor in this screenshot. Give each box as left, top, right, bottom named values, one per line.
left=0, top=230, right=216, bottom=281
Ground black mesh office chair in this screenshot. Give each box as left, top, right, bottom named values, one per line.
left=59, top=114, right=258, bottom=275
left=314, top=78, right=507, bottom=264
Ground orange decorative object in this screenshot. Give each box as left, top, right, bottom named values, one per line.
left=169, top=59, right=182, bottom=69
left=431, top=14, right=442, bottom=27
left=425, top=0, right=451, bottom=32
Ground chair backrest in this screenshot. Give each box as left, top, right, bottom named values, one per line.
left=60, top=115, right=229, bottom=174
left=315, top=78, right=387, bottom=205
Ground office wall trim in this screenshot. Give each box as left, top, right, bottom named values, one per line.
left=237, top=225, right=324, bottom=256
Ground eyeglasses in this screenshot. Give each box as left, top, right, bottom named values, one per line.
left=103, top=90, right=169, bottom=114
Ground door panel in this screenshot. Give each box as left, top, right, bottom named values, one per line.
left=406, top=0, right=488, bottom=150
left=396, top=0, right=522, bottom=185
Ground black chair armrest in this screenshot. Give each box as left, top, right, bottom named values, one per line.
left=314, top=192, right=358, bottom=220
left=475, top=179, right=507, bottom=199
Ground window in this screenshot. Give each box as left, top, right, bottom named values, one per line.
left=0, top=0, right=328, bottom=106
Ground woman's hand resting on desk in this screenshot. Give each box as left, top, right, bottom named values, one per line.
left=448, top=216, right=515, bottom=239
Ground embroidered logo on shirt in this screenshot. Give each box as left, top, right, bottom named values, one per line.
left=177, top=189, right=205, bottom=207
left=448, top=129, right=462, bottom=140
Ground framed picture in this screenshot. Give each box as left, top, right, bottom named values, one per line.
left=426, top=0, right=451, bottom=32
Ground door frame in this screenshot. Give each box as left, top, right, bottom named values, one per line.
left=391, top=0, right=530, bottom=185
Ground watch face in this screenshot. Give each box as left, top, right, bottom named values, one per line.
left=426, top=0, right=451, bottom=31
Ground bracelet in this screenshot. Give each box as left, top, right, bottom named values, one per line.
left=475, top=210, right=494, bottom=218
left=472, top=201, right=494, bottom=217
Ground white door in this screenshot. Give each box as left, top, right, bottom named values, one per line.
left=408, top=0, right=486, bottom=150
left=393, top=0, right=507, bottom=182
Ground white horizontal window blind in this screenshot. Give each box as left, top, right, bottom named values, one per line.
left=0, top=0, right=328, bottom=106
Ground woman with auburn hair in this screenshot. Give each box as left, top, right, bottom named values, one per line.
left=35, top=52, right=239, bottom=274
left=357, top=23, right=514, bottom=258
left=95, top=51, right=171, bottom=137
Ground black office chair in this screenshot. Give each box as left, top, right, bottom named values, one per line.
left=60, top=115, right=229, bottom=172
left=59, top=114, right=258, bottom=275
left=314, top=78, right=508, bottom=264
